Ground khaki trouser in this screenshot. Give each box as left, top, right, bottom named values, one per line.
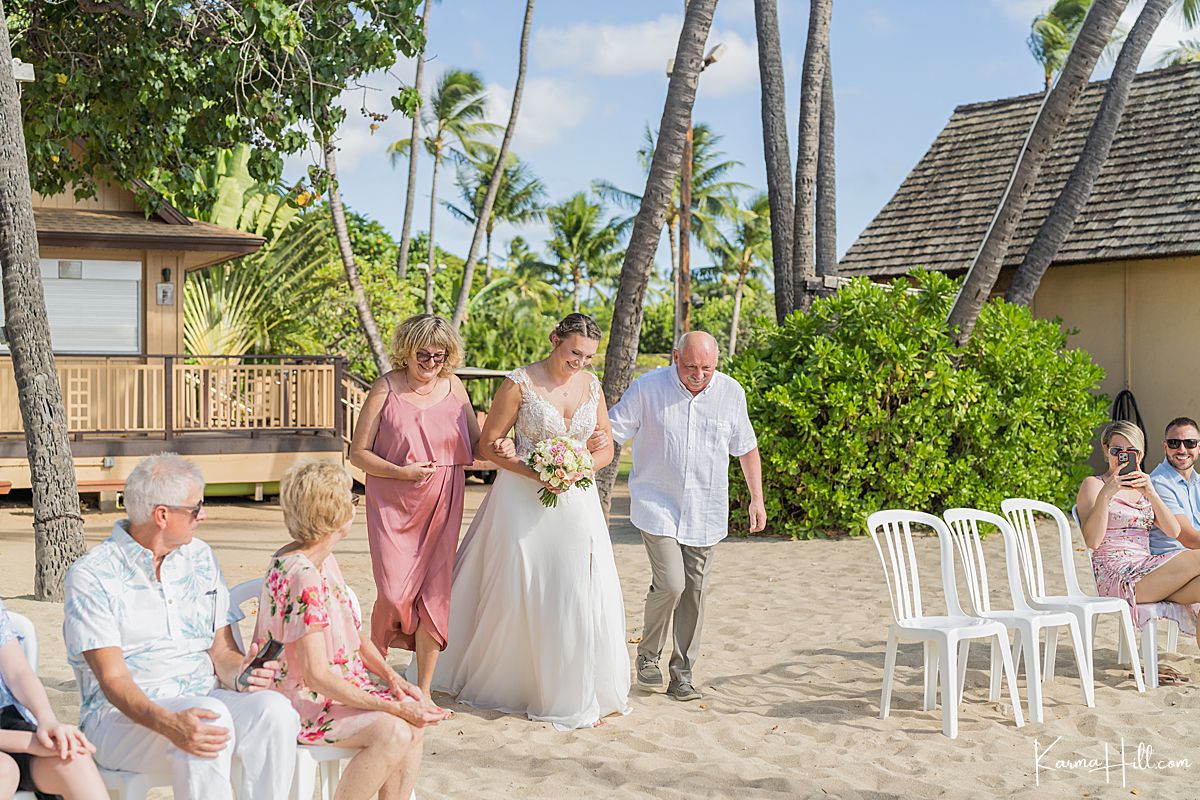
left=638, top=531, right=715, bottom=686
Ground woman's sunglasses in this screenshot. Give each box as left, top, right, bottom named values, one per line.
left=415, top=351, right=448, bottom=365
left=1107, top=446, right=1140, bottom=456
left=1166, top=438, right=1200, bottom=450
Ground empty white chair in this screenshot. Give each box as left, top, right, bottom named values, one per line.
left=867, top=510, right=1025, bottom=739
left=1002, top=498, right=1145, bottom=694
left=1071, top=503, right=1177, bottom=689
left=943, top=508, right=1094, bottom=724
left=229, top=578, right=362, bottom=800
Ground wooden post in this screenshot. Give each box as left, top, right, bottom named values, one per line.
left=333, top=357, right=346, bottom=442
left=163, top=355, right=174, bottom=440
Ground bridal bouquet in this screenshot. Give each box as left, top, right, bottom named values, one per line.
left=527, top=436, right=594, bottom=508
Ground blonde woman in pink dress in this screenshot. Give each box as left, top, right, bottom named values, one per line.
left=349, top=315, right=479, bottom=711
left=251, top=461, right=447, bottom=800
left=1078, top=421, right=1200, bottom=648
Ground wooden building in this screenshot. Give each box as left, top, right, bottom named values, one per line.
left=0, top=181, right=355, bottom=497
left=840, top=63, right=1200, bottom=441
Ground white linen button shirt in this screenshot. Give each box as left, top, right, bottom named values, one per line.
left=63, top=520, right=242, bottom=733
left=609, top=366, right=757, bottom=547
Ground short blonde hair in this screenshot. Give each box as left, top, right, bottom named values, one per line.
left=280, top=461, right=354, bottom=544
left=1101, top=420, right=1145, bottom=456
left=389, top=314, right=464, bottom=376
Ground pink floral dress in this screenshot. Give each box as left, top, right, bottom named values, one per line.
left=1090, top=494, right=1199, bottom=635
left=251, top=550, right=402, bottom=745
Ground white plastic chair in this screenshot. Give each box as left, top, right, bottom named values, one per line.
left=1071, top=504, right=1179, bottom=689
left=1002, top=498, right=1145, bottom=694
left=229, top=578, right=363, bottom=800
left=943, top=508, right=1095, bottom=724
left=867, top=510, right=1025, bottom=739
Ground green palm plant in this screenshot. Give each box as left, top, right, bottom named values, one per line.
left=546, top=193, right=628, bottom=313
left=444, top=151, right=547, bottom=284
left=387, top=68, right=499, bottom=313
left=1029, top=0, right=1093, bottom=91
left=1160, top=37, right=1200, bottom=64
left=594, top=123, right=745, bottom=284
left=468, top=236, right=560, bottom=313
left=696, top=193, right=772, bottom=355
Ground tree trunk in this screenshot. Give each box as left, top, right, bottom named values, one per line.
left=667, top=217, right=679, bottom=297
left=597, top=0, right=717, bottom=514
left=1007, top=0, right=1169, bottom=306
left=573, top=265, right=582, bottom=313
left=451, top=0, right=535, bottom=330
left=426, top=149, right=442, bottom=314
left=484, top=226, right=493, bottom=285
left=676, top=126, right=694, bottom=343
left=815, top=46, right=837, bottom=278
left=324, top=140, right=390, bottom=375
left=754, top=0, right=795, bottom=322
left=729, top=268, right=747, bottom=355
left=945, top=0, right=1129, bottom=346
left=0, top=9, right=86, bottom=601
left=790, top=0, right=831, bottom=311
left=396, top=0, right=431, bottom=283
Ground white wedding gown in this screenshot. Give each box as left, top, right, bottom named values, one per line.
left=419, top=366, right=631, bottom=729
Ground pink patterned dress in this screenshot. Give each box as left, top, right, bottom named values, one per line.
left=252, top=550, right=402, bottom=745
left=1090, top=494, right=1199, bottom=635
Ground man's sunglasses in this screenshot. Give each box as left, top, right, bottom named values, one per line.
left=415, top=351, right=448, bottom=365
left=1166, top=438, right=1200, bottom=450
left=160, top=500, right=204, bottom=520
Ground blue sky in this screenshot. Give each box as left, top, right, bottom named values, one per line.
left=282, top=0, right=1195, bottom=273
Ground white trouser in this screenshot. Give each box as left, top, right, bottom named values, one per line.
left=90, top=689, right=300, bottom=800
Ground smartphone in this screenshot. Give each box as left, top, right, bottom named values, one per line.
left=237, top=635, right=284, bottom=689
left=1117, top=449, right=1139, bottom=477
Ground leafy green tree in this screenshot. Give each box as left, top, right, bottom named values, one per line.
left=1029, top=0, right=1094, bottom=91
left=1160, top=37, right=1200, bottom=64
left=467, top=236, right=559, bottom=313
left=696, top=193, right=772, bottom=354
left=444, top=153, right=546, bottom=284
left=10, top=0, right=424, bottom=205
left=388, top=69, right=498, bottom=313
left=546, top=193, right=627, bottom=313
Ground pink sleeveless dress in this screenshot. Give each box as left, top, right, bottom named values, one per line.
left=365, top=375, right=473, bottom=653
left=1090, top=494, right=1199, bottom=634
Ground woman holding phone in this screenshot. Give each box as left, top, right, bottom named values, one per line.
left=251, top=461, right=448, bottom=800
left=1078, top=421, right=1200, bottom=648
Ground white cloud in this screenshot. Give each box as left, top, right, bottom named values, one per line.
left=862, top=8, right=895, bottom=33
left=535, top=14, right=758, bottom=97
left=989, top=0, right=1050, bottom=23
left=483, top=77, right=592, bottom=150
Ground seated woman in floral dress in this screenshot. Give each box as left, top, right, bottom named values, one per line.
left=251, top=461, right=447, bottom=800
left=1078, top=420, right=1200, bottom=653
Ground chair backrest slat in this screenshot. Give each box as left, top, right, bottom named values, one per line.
left=945, top=507, right=1034, bottom=614
left=868, top=510, right=963, bottom=622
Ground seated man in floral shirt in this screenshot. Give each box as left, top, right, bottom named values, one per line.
left=64, top=453, right=299, bottom=800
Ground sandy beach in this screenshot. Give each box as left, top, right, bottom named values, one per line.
left=2, top=483, right=1197, bottom=799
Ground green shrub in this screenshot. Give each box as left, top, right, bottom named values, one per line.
left=725, top=271, right=1108, bottom=538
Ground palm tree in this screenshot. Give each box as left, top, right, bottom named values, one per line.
left=753, top=0, right=794, bottom=321
left=815, top=47, right=837, bottom=278
left=451, top=0, right=536, bottom=330
left=1008, top=0, right=1198, bottom=305
left=701, top=194, right=772, bottom=354
left=387, top=68, right=498, bottom=313
left=1029, top=0, right=1093, bottom=91
left=791, top=0, right=832, bottom=311
left=467, top=236, right=560, bottom=313
left=945, top=0, right=1128, bottom=347
left=443, top=152, right=546, bottom=284
left=597, top=0, right=718, bottom=514
left=395, top=0, right=435, bottom=283
left=546, top=193, right=626, bottom=313
left=1159, top=37, right=1200, bottom=65
left=595, top=123, right=745, bottom=289
left=0, top=15, right=85, bottom=600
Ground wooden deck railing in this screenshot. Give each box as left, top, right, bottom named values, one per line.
left=0, top=354, right=347, bottom=439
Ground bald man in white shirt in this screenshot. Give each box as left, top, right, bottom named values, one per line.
left=601, top=331, right=766, bottom=701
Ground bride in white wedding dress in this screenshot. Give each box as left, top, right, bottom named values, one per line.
left=419, top=313, right=631, bottom=729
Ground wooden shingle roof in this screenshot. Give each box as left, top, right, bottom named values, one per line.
left=839, top=63, right=1200, bottom=277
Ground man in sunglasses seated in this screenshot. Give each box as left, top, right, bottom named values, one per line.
left=63, top=453, right=300, bottom=799
left=1148, top=417, right=1200, bottom=556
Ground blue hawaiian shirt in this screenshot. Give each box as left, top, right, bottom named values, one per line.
left=63, top=520, right=243, bottom=733
left=0, top=599, right=34, bottom=723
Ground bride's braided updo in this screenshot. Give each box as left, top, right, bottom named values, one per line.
left=550, top=313, right=602, bottom=343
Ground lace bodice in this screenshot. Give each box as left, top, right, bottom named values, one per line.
left=508, top=366, right=600, bottom=459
